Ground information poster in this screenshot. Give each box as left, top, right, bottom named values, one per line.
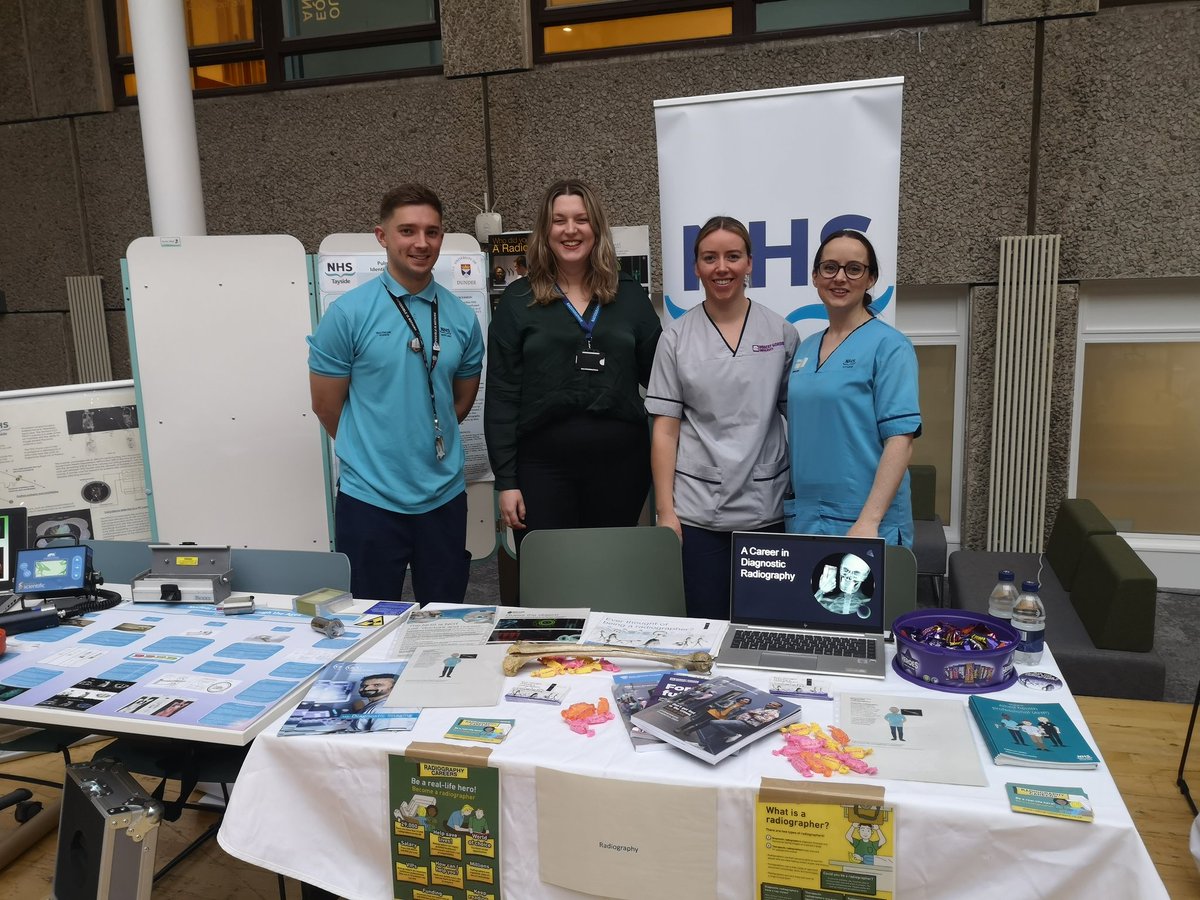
left=316, top=241, right=492, bottom=483
left=756, top=780, right=894, bottom=900
left=487, top=232, right=530, bottom=308
left=0, top=381, right=151, bottom=543
left=389, top=745, right=502, bottom=900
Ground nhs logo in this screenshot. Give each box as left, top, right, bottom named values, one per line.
left=680, top=214, right=871, bottom=292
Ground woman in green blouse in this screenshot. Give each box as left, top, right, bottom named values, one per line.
left=484, top=179, right=661, bottom=548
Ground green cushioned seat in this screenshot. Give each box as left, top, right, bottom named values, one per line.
left=1043, top=499, right=1116, bottom=591
left=1071, top=533, right=1157, bottom=652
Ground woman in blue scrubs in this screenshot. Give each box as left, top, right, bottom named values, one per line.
left=647, top=216, right=798, bottom=617
left=785, top=230, right=921, bottom=545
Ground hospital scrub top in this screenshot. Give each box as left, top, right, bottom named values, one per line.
left=785, top=316, right=921, bottom=545
left=646, top=300, right=798, bottom=531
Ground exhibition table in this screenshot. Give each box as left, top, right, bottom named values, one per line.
left=0, top=590, right=406, bottom=746
left=216, top=627, right=1168, bottom=900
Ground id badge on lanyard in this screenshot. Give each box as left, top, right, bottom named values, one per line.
left=559, top=288, right=604, bottom=373
left=386, top=286, right=446, bottom=460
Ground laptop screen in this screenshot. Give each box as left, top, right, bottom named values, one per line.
left=729, top=532, right=886, bottom=634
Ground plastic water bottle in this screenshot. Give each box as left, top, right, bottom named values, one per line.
left=987, top=570, right=1019, bottom=620
left=1012, top=581, right=1046, bottom=666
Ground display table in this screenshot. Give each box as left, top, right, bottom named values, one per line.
left=0, top=590, right=406, bottom=746
left=216, top=627, right=1168, bottom=900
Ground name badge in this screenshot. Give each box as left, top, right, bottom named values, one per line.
left=575, top=349, right=606, bottom=373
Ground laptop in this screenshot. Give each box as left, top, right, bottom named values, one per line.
left=716, top=532, right=887, bottom=679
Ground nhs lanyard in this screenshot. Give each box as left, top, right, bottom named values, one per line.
left=557, top=285, right=600, bottom=348
left=384, top=285, right=446, bottom=461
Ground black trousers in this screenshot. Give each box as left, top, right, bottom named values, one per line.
left=514, top=413, right=650, bottom=554
left=335, top=490, right=469, bottom=604
left=681, top=521, right=784, bottom=620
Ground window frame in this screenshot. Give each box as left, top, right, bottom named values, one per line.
left=103, top=1, right=442, bottom=103
left=894, top=285, right=969, bottom=546
left=532, top=0, right=980, bottom=63
left=1069, top=278, right=1200, bottom=555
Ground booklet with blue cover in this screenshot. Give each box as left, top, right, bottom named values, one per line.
left=968, top=696, right=1099, bottom=769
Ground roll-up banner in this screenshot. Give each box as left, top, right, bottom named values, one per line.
left=654, top=77, right=903, bottom=340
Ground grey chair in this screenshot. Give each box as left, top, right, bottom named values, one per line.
left=230, top=547, right=350, bottom=594
left=518, top=526, right=685, bottom=616
left=908, top=465, right=948, bottom=606
left=884, top=544, right=919, bottom=627
left=80, top=541, right=350, bottom=596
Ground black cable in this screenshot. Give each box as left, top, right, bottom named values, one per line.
left=56, top=588, right=123, bottom=618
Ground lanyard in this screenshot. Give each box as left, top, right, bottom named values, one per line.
left=557, top=284, right=601, bottom=348
left=383, top=283, right=445, bottom=461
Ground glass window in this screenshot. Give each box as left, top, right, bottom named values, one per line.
left=543, top=8, right=732, bottom=54
left=124, top=60, right=269, bottom=97
left=281, top=0, right=436, bottom=39
left=1076, top=341, right=1200, bottom=535
left=911, top=344, right=956, bottom=523
left=756, top=0, right=971, bottom=33
left=117, top=0, right=256, bottom=54
left=108, top=0, right=440, bottom=100
left=284, top=40, right=441, bottom=80
left=536, top=0, right=978, bottom=58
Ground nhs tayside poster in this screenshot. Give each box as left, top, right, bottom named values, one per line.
left=654, top=78, right=903, bottom=341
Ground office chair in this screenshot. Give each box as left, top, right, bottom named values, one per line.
left=884, top=544, right=919, bottom=626
left=518, top=526, right=686, bottom=616
left=908, top=465, right=948, bottom=606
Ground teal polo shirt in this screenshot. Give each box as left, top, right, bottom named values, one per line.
left=308, top=271, right=484, bottom=515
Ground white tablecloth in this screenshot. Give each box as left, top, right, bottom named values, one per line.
left=217, top=641, right=1167, bottom=900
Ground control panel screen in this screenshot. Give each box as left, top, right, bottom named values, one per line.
left=15, top=546, right=90, bottom=596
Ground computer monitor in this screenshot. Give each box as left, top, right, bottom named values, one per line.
left=0, top=507, right=29, bottom=592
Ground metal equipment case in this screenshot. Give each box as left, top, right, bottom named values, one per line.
left=52, top=758, right=162, bottom=900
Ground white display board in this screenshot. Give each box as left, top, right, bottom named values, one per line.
left=126, top=235, right=331, bottom=550
left=316, top=233, right=497, bottom=559
left=0, top=380, right=151, bottom=542
left=655, top=78, right=903, bottom=339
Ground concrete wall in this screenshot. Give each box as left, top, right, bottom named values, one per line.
left=1, top=1, right=1197, bottom=546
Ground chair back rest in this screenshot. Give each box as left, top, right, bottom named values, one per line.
left=884, top=544, right=919, bottom=625
left=82, top=541, right=351, bottom=595
left=231, top=548, right=351, bottom=594
left=85, top=540, right=155, bottom=585
left=1070, top=534, right=1157, bottom=652
left=907, top=465, right=938, bottom=522
left=519, top=526, right=685, bottom=616
left=1045, top=498, right=1116, bottom=590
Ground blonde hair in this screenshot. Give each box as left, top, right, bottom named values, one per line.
left=526, top=179, right=619, bottom=306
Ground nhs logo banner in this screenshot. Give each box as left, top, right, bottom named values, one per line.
left=654, top=78, right=903, bottom=340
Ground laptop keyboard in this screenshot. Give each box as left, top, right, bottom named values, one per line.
left=731, top=629, right=877, bottom=659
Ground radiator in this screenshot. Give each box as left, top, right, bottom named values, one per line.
left=66, top=275, right=113, bottom=383
left=987, top=235, right=1061, bottom=552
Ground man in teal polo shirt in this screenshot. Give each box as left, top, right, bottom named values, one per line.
left=308, top=184, right=484, bottom=602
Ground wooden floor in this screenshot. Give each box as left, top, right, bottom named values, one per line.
left=2, top=699, right=1198, bottom=900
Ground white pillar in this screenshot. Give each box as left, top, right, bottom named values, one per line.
left=128, top=0, right=207, bottom=236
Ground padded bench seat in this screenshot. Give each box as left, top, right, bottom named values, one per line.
left=948, top=549, right=1165, bottom=700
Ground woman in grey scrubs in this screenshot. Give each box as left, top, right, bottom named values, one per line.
left=646, top=216, right=799, bottom=619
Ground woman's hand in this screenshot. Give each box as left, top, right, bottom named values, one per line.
left=499, top=489, right=526, bottom=530
left=847, top=520, right=879, bottom=539
left=657, top=509, right=683, bottom=542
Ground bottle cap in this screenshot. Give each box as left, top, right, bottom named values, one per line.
left=998, top=570, right=1015, bottom=581
left=1021, top=581, right=1040, bottom=592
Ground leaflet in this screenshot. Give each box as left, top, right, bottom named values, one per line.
left=388, top=606, right=498, bottom=657
left=578, top=612, right=727, bottom=655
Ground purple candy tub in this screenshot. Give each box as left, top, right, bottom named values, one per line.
left=891, top=609, right=1019, bottom=693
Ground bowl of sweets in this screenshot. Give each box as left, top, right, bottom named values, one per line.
left=891, top=609, right=1019, bottom=693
